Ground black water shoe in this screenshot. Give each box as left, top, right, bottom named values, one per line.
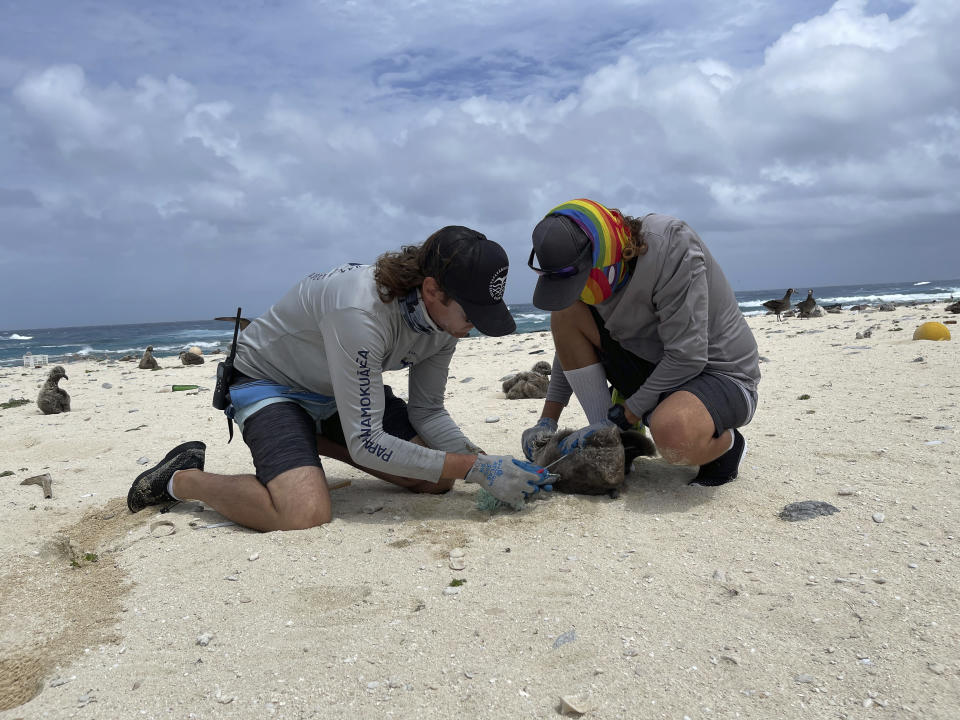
left=127, top=441, right=205, bottom=512
left=690, top=429, right=745, bottom=487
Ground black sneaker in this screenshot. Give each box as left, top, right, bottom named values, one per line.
left=127, top=441, right=205, bottom=512
left=689, top=429, right=746, bottom=487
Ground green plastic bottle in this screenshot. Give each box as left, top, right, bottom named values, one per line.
left=171, top=384, right=200, bottom=392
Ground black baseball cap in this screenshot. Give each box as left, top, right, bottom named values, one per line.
left=530, top=215, right=593, bottom=311
left=426, top=226, right=516, bottom=337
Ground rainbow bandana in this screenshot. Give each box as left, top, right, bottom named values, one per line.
left=546, top=198, right=631, bottom=305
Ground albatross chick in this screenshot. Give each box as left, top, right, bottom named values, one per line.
left=37, top=365, right=70, bottom=415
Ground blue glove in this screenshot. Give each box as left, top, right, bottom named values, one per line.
left=465, top=454, right=553, bottom=509
left=557, top=421, right=612, bottom=456
left=521, top=417, right=558, bottom=461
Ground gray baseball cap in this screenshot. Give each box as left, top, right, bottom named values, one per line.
left=529, top=215, right=593, bottom=311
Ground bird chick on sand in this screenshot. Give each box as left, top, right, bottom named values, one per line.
left=531, top=360, right=551, bottom=376
left=762, top=288, right=795, bottom=321
left=179, top=350, right=205, bottom=366
left=797, top=290, right=817, bottom=318
left=501, top=361, right=553, bottom=399
left=530, top=425, right=657, bottom=496
left=139, top=345, right=159, bottom=370
left=37, top=365, right=70, bottom=415
left=502, top=371, right=549, bottom=399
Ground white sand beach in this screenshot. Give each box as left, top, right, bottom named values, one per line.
left=1, top=306, right=958, bottom=719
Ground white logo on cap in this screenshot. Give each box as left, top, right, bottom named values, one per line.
left=489, top=266, right=508, bottom=301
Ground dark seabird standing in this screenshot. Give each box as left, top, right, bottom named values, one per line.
left=37, top=365, right=70, bottom=415
left=796, top=290, right=817, bottom=318
left=762, top=288, right=795, bottom=321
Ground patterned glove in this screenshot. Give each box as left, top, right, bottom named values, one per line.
left=521, top=417, right=558, bottom=461
left=465, top=454, right=553, bottom=509
left=557, top=421, right=613, bottom=455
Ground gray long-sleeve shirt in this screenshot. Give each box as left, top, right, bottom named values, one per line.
left=545, top=213, right=760, bottom=420
left=234, top=264, right=474, bottom=482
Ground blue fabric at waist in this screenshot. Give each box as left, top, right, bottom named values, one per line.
left=228, top=379, right=338, bottom=422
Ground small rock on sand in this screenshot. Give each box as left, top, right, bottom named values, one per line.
left=779, top=501, right=840, bottom=522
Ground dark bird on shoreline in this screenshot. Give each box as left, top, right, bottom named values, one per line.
left=37, top=365, right=70, bottom=415
left=762, top=288, right=795, bottom=321
left=797, top=290, right=817, bottom=318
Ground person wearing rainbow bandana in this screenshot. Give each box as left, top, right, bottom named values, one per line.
left=521, top=199, right=760, bottom=486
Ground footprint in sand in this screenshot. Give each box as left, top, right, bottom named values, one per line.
left=0, top=497, right=142, bottom=711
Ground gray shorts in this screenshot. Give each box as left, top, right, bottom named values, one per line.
left=232, top=375, right=416, bottom=485
left=590, top=308, right=756, bottom=437
left=667, top=372, right=756, bottom=438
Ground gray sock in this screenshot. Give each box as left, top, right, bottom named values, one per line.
left=564, top=363, right=613, bottom=425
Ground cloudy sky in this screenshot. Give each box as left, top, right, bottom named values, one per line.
left=1, top=0, right=958, bottom=329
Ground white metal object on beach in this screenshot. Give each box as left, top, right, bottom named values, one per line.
left=23, top=353, right=49, bottom=368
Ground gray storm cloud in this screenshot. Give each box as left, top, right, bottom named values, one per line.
left=0, top=0, right=957, bottom=328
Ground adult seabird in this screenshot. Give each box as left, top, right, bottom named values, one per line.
left=762, top=288, right=795, bottom=321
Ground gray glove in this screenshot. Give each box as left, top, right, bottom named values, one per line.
left=557, top=421, right=612, bottom=455
left=521, top=417, right=558, bottom=461
left=465, top=454, right=553, bottom=509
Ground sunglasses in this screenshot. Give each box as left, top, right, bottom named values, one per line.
left=527, top=244, right=590, bottom=279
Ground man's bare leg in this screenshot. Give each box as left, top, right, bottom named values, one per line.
left=551, top=303, right=733, bottom=466
left=173, top=465, right=332, bottom=531
left=648, top=390, right=732, bottom=466
left=315, top=435, right=454, bottom=494
left=550, top=301, right=623, bottom=424
left=550, top=301, right=602, bottom=370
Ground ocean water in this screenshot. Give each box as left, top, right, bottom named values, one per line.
left=2, top=278, right=958, bottom=368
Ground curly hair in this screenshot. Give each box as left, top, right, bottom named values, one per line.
left=610, top=209, right=649, bottom=259
left=373, top=229, right=454, bottom=303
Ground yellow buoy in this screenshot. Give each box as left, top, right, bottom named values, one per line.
left=913, top=322, right=951, bottom=341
